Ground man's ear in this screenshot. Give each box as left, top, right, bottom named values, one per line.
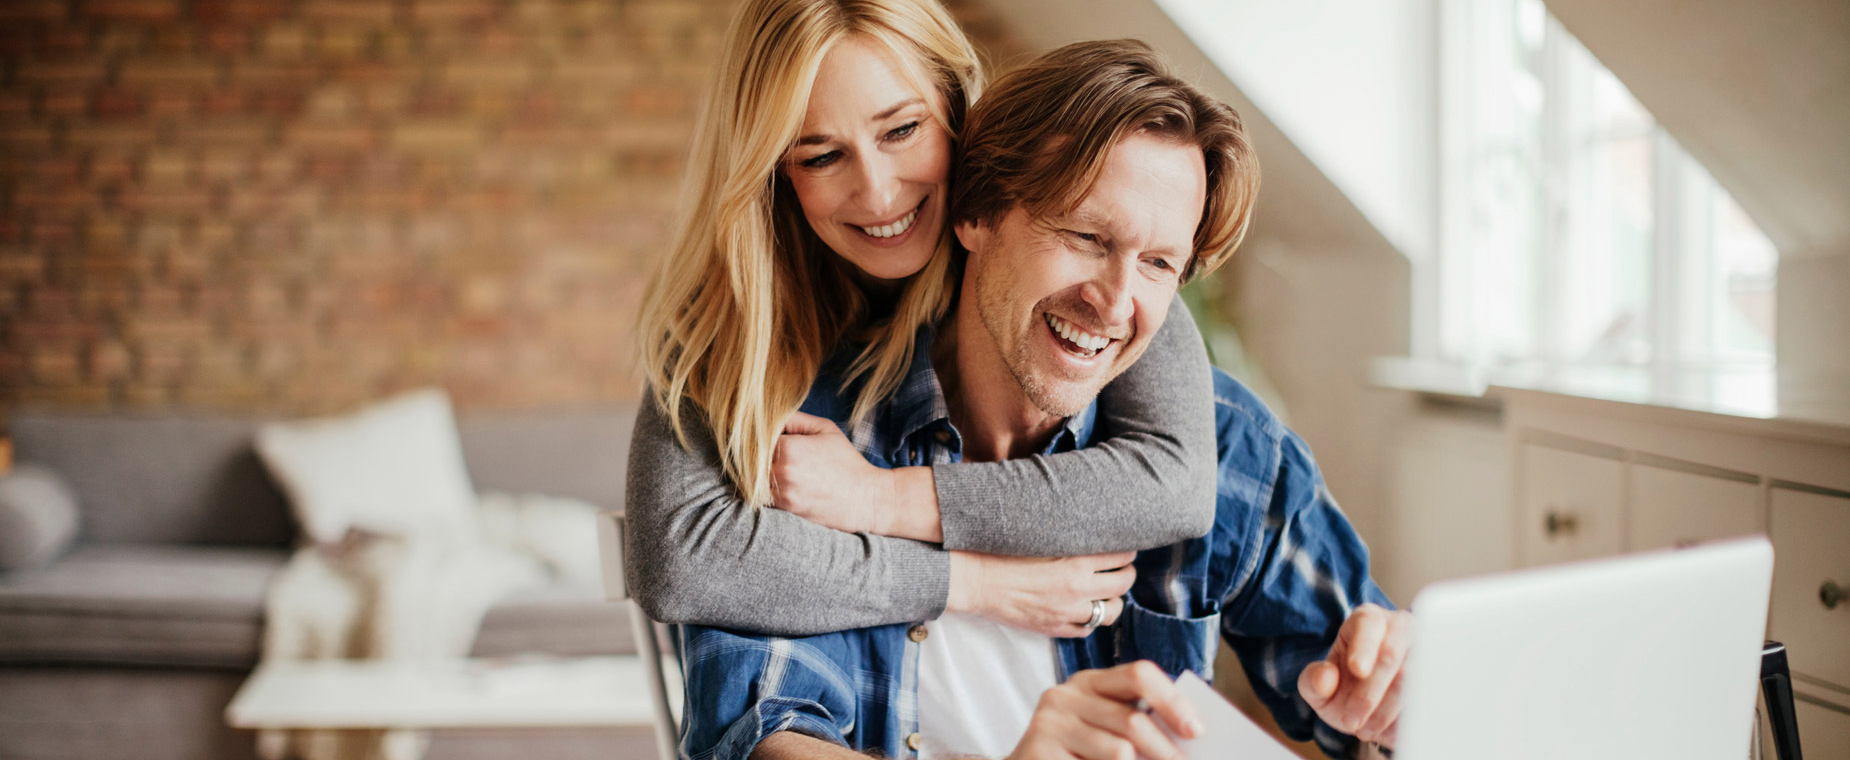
left=954, top=218, right=989, bottom=257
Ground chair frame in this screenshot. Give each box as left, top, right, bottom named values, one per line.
left=597, top=510, right=681, bottom=760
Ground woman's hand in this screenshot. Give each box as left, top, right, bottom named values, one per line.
left=770, top=412, right=892, bottom=534
left=948, top=551, right=1138, bottom=637
left=771, top=412, right=941, bottom=540
left=1007, top=661, right=1201, bottom=760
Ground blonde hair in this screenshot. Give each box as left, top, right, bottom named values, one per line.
left=638, top=0, right=983, bottom=506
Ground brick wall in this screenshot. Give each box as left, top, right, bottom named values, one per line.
left=0, top=0, right=1021, bottom=422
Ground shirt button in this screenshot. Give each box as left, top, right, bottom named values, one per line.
left=934, top=430, right=951, bottom=443
left=906, top=732, right=923, bottom=751
left=907, top=623, right=929, bottom=642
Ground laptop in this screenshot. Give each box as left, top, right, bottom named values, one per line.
left=1394, top=535, right=1774, bottom=760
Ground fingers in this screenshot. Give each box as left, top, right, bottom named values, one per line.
left=1098, top=596, right=1125, bottom=628
left=1059, top=559, right=1135, bottom=635
left=1065, top=596, right=1124, bottom=635
left=1081, top=551, right=1137, bottom=571
left=1044, top=684, right=1182, bottom=760
left=1339, top=609, right=1409, bottom=734
left=1340, top=604, right=1391, bottom=678
left=1076, top=662, right=1202, bottom=740
left=1355, top=669, right=1403, bottom=745
left=1305, top=606, right=1413, bottom=740
left=1083, top=562, right=1137, bottom=601
left=780, top=411, right=838, bottom=436
left=1297, top=660, right=1340, bottom=712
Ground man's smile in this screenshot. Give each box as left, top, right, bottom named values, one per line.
left=1042, top=312, right=1118, bottom=359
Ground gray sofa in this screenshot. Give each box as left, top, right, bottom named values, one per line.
left=0, top=406, right=654, bottom=760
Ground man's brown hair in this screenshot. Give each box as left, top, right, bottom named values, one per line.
left=950, top=39, right=1259, bottom=281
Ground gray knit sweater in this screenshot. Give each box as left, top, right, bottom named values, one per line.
left=622, top=298, right=1216, bottom=635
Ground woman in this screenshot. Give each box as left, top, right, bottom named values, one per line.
left=628, top=0, right=1216, bottom=645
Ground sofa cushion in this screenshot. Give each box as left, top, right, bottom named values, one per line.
left=0, top=544, right=284, bottom=667
left=0, top=544, right=637, bottom=668
left=256, top=388, right=478, bottom=545
left=8, top=411, right=295, bottom=547
left=3, top=404, right=638, bottom=549
left=0, top=464, right=82, bottom=571
left=457, top=407, right=636, bottom=513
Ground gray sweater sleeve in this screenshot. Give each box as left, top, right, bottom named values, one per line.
left=623, top=299, right=1215, bottom=633
left=623, top=393, right=950, bottom=635
left=933, top=297, right=1218, bottom=555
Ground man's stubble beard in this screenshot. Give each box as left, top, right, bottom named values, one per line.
left=972, top=254, right=1113, bottom=419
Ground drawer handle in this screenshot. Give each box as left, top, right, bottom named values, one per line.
left=1824, top=580, right=1846, bottom=611
left=1544, top=511, right=1579, bottom=538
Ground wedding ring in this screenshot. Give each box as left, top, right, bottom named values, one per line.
left=1082, top=599, right=1107, bottom=633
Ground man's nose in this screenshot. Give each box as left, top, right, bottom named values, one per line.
left=1080, top=258, right=1138, bottom=328
left=853, top=150, right=903, bottom=217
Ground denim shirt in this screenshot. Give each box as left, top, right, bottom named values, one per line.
left=678, top=331, right=1393, bottom=760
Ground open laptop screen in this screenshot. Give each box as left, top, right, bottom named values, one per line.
left=1395, top=536, right=1773, bottom=760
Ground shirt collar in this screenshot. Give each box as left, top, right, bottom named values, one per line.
left=855, top=322, right=1098, bottom=460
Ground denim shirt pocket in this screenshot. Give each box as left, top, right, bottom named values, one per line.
left=1114, top=596, right=1221, bottom=682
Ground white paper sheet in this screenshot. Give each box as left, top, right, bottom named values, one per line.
left=1156, top=671, right=1303, bottom=760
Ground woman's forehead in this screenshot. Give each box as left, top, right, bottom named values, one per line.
left=799, top=35, right=940, bottom=133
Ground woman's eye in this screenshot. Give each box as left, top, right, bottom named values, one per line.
left=800, top=151, right=842, bottom=169
left=884, top=121, right=920, bottom=141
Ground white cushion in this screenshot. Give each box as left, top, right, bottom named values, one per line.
left=474, top=491, right=604, bottom=586
left=256, top=389, right=477, bottom=545
left=0, top=464, right=81, bottom=572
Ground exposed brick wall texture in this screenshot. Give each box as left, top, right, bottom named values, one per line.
left=0, top=0, right=1022, bottom=421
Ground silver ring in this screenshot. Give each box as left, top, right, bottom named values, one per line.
left=1082, top=599, right=1107, bottom=632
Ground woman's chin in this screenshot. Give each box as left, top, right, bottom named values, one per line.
left=836, top=243, right=936, bottom=284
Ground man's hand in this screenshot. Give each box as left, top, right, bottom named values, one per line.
left=1297, top=603, right=1411, bottom=748
left=947, top=551, right=1137, bottom=637
left=1008, top=661, right=1201, bottom=760
left=771, top=412, right=941, bottom=540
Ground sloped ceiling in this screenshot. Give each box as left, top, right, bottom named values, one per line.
left=971, top=0, right=1398, bottom=261
left=1546, top=0, right=1850, bottom=257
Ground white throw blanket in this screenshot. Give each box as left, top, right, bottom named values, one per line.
left=257, top=492, right=601, bottom=760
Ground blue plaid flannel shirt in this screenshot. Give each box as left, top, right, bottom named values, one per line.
left=678, top=329, right=1393, bottom=760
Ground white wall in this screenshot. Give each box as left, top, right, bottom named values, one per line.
left=1155, top=0, right=1439, bottom=266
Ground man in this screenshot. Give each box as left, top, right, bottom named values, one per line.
left=680, top=39, right=1411, bottom=760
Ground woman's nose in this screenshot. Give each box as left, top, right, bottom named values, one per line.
left=853, top=150, right=903, bottom=217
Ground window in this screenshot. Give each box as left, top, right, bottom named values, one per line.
left=1437, top=0, right=1775, bottom=405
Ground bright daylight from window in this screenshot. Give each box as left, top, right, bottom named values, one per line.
left=1154, top=0, right=1780, bottom=417
left=1439, top=0, right=1777, bottom=412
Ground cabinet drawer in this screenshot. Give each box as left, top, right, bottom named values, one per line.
left=1768, top=487, right=1850, bottom=690
left=1519, top=443, right=1623, bottom=566
left=1627, top=463, right=1762, bottom=551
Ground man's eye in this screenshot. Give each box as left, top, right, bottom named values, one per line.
left=884, top=121, right=920, bottom=141
left=1145, top=257, right=1183, bottom=278
left=799, top=151, right=842, bottom=169
left=1066, top=230, right=1101, bottom=244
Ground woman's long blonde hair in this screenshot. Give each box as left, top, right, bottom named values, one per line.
left=638, top=0, right=983, bottom=506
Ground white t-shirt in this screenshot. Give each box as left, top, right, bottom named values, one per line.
left=917, top=612, right=1059, bottom=759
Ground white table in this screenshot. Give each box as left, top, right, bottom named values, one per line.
left=225, top=655, right=681, bottom=730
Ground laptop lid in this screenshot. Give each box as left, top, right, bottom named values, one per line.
left=1395, top=536, right=1773, bottom=760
